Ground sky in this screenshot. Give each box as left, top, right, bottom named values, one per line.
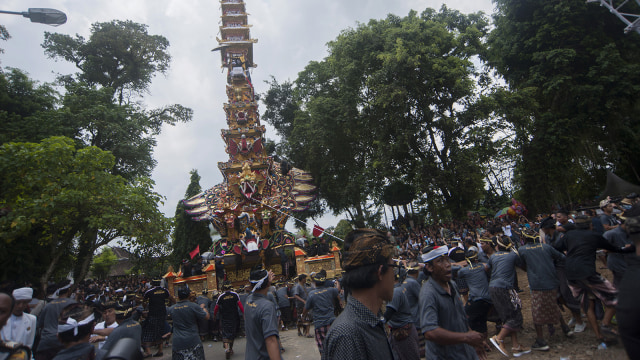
left=1, top=0, right=495, bottom=230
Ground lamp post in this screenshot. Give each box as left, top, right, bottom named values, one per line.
left=0, top=8, right=67, bottom=26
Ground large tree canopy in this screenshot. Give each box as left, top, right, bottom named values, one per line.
left=0, top=137, right=170, bottom=289
left=0, top=19, right=191, bottom=287
left=263, top=6, right=498, bottom=224
left=43, top=20, right=170, bottom=104
left=487, top=0, right=640, bottom=212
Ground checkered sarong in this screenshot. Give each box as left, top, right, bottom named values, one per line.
left=314, top=324, right=330, bottom=355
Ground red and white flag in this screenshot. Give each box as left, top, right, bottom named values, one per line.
left=189, top=244, right=200, bottom=259
left=312, top=225, right=324, bottom=237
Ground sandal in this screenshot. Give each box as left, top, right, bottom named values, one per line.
left=306, top=334, right=313, bottom=338
left=152, top=352, right=163, bottom=357
left=143, top=354, right=152, bottom=359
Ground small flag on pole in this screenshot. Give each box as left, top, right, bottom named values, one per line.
left=189, top=244, right=200, bottom=259
left=312, top=225, right=324, bottom=237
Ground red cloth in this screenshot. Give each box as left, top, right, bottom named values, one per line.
left=312, top=225, right=324, bottom=237
left=189, top=245, right=200, bottom=259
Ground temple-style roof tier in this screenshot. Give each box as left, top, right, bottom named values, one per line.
left=221, top=12, right=248, bottom=20
left=221, top=1, right=245, bottom=9
left=220, top=24, right=251, bottom=31
left=220, top=45, right=255, bottom=68
left=217, top=38, right=258, bottom=45
left=220, top=26, right=250, bottom=37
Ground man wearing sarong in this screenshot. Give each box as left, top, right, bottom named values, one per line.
left=543, top=215, right=585, bottom=333
left=213, top=282, right=244, bottom=358
left=292, top=274, right=310, bottom=337
left=401, top=262, right=423, bottom=357
left=457, top=246, right=492, bottom=352
left=168, top=287, right=209, bottom=360
left=302, top=270, right=340, bottom=356
left=385, top=265, right=419, bottom=360
left=142, top=280, right=172, bottom=358
left=518, top=230, right=571, bottom=352
left=554, top=215, right=634, bottom=347
left=486, top=236, right=530, bottom=357
left=618, top=207, right=640, bottom=359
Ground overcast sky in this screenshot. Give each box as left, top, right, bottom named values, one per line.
left=1, top=0, right=494, bottom=230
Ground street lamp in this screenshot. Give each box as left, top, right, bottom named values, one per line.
left=0, top=8, right=67, bottom=26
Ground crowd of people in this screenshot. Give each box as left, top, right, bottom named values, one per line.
left=1, top=195, right=640, bottom=359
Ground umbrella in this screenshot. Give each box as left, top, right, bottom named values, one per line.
left=494, top=207, right=510, bottom=218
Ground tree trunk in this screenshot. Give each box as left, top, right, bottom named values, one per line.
left=41, top=244, right=63, bottom=297
left=74, top=227, right=99, bottom=286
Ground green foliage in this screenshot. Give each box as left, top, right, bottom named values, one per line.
left=0, top=68, right=61, bottom=145
left=382, top=181, right=415, bottom=207
left=0, top=25, right=9, bottom=55
left=91, top=247, right=118, bottom=279
left=0, top=137, right=171, bottom=287
left=42, top=20, right=171, bottom=103
left=487, top=0, right=640, bottom=213
left=263, top=6, right=496, bottom=222
left=333, top=220, right=354, bottom=242
left=171, top=170, right=212, bottom=266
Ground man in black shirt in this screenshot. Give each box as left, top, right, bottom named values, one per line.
left=322, top=229, right=395, bottom=360
left=213, top=282, right=244, bottom=358
left=618, top=210, right=640, bottom=359
left=554, top=215, right=633, bottom=345
left=142, top=280, right=172, bottom=357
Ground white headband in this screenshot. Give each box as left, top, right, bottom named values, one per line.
left=52, top=281, right=73, bottom=299
left=250, top=273, right=269, bottom=293
left=58, top=313, right=95, bottom=336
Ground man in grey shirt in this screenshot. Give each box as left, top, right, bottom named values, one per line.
left=419, top=246, right=485, bottom=360
left=302, top=270, right=340, bottom=356
left=244, top=267, right=281, bottom=360
left=385, top=266, right=419, bottom=360
left=35, top=285, right=76, bottom=360
left=603, top=222, right=633, bottom=288
left=168, top=287, right=209, bottom=360
left=292, top=274, right=310, bottom=337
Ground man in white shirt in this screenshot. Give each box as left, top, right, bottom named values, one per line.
left=1, top=287, right=37, bottom=349
left=90, top=302, right=118, bottom=349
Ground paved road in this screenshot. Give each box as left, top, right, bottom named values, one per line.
left=154, top=326, right=321, bottom=360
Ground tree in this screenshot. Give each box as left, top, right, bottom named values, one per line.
left=333, top=220, right=354, bottom=243
left=263, top=7, right=496, bottom=223
left=487, top=0, right=640, bottom=212
left=0, top=68, right=61, bottom=145
left=0, top=25, right=10, bottom=56
left=171, top=170, right=212, bottom=266
left=0, top=137, right=171, bottom=291
left=90, top=247, right=118, bottom=279
left=42, top=20, right=170, bottom=104
left=34, top=20, right=192, bottom=284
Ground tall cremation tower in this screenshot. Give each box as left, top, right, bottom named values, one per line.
left=183, top=0, right=316, bottom=263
